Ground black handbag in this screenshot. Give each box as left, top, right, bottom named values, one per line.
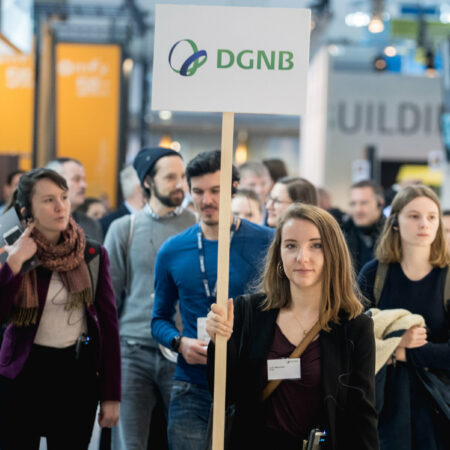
left=416, top=367, right=450, bottom=420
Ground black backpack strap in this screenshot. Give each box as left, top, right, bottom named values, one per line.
left=84, top=238, right=101, bottom=299
left=373, top=262, right=389, bottom=307
left=443, top=266, right=450, bottom=313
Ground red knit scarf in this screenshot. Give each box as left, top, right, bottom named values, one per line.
left=11, top=218, right=93, bottom=327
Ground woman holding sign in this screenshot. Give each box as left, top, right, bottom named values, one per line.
left=0, top=168, right=121, bottom=449
left=206, top=204, right=378, bottom=450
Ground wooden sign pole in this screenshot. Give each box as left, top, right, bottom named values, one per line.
left=212, top=111, right=234, bottom=450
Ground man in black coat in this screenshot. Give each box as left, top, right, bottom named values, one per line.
left=341, top=180, right=386, bottom=274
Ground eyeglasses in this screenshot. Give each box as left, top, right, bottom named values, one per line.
left=267, top=196, right=292, bottom=207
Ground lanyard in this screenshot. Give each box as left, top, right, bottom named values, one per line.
left=197, top=216, right=238, bottom=299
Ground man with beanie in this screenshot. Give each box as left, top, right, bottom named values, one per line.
left=105, top=147, right=196, bottom=450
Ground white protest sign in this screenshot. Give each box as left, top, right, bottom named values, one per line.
left=152, top=4, right=311, bottom=115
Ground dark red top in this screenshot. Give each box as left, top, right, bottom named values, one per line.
left=264, top=323, right=321, bottom=438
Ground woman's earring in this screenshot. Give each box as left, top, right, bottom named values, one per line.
left=277, top=262, right=285, bottom=278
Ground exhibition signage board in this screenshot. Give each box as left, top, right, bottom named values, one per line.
left=56, top=43, right=121, bottom=207
left=0, top=54, right=33, bottom=158
left=152, top=4, right=311, bottom=115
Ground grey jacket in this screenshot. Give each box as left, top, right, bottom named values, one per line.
left=104, top=207, right=196, bottom=346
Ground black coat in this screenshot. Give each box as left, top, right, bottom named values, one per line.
left=341, top=215, right=385, bottom=274
left=207, top=293, right=379, bottom=450
left=72, top=210, right=104, bottom=243
left=100, top=203, right=130, bottom=237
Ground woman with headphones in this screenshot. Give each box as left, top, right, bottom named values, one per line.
left=0, top=168, right=121, bottom=449
left=358, top=185, right=450, bottom=450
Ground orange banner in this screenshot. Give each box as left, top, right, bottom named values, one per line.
left=56, top=43, right=121, bottom=207
left=0, top=53, right=34, bottom=167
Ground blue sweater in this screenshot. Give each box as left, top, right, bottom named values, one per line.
left=151, top=219, right=274, bottom=386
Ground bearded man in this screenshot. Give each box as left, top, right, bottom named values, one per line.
left=105, top=147, right=196, bottom=450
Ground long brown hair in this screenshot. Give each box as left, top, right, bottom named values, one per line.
left=261, top=204, right=363, bottom=330
left=376, top=185, right=449, bottom=266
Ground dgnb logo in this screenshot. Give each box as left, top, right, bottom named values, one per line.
left=169, top=39, right=207, bottom=77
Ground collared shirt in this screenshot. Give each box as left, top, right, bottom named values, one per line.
left=145, top=203, right=184, bottom=220
left=124, top=201, right=138, bottom=214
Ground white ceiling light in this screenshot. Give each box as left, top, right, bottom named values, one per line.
left=384, top=46, right=397, bottom=57
left=159, top=110, right=172, bottom=120
left=368, top=16, right=384, bottom=33
left=441, top=5, right=450, bottom=23
left=328, top=44, right=340, bottom=56
left=345, top=12, right=370, bottom=27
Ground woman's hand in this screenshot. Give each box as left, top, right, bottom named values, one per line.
left=98, top=401, right=120, bottom=428
left=5, top=223, right=37, bottom=275
left=398, top=325, right=427, bottom=349
left=206, top=299, right=234, bottom=344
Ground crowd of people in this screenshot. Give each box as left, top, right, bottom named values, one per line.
left=0, top=147, right=448, bottom=450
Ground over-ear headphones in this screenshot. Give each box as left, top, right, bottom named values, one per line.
left=392, top=216, right=399, bottom=230
left=15, top=204, right=32, bottom=222
left=22, top=207, right=32, bottom=221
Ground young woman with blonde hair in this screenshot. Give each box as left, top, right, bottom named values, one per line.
left=358, top=184, right=450, bottom=450
left=207, top=204, right=378, bottom=450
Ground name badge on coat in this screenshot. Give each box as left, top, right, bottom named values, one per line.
left=267, top=358, right=301, bottom=381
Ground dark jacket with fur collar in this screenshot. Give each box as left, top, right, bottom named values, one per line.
left=207, top=293, right=379, bottom=450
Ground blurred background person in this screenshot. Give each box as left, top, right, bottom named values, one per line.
left=79, top=197, right=108, bottom=221
left=0, top=170, right=25, bottom=215
left=262, top=158, right=288, bottom=192
left=231, top=188, right=264, bottom=225
left=238, top=161, right=272, bottom=204
left=442, top=210, right=450, bottom=252
left=100, top=165, right=144, bottom=236
left=317, top=186, right=345, bottom=226
left=342, top=180, right=385, bottom=273
left=266, top=176, right=317, bottom=228
left=47, top=158, right=103, bottom=243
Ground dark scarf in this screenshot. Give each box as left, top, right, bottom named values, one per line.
left=10, top=218, right=93, bottom=327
